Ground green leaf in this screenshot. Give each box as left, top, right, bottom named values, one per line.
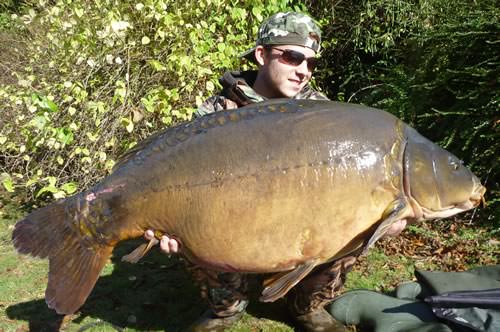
left=120, top=117, right=134, bottom=133
left=28, top=116, right=48, bottom=130
left=31, top=93, right=59, bottom=112
left=251, top=7, right=263, bottom=21
left=31, top=93, right=41, bottom=104
left=61, top=182, right=78, bottom=194
left=74, top=7, right=84, bottom=17
left=56, top=128, right=74, bottom=145
left=1, top=173, right=14, bottom=192
left=26, top=175, right=40, bottom=187
left=36, top=185, right=58, bottom=198
left=46, top=176, right=57, bottom=187
left=217, top=43, right=226, bottom=52
left=148, top=60, right=167, bottom=72
left=97, top=151, right=107, bottom=162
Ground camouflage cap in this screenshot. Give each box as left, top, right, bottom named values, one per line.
left=241, top=12, right=322, bottom=63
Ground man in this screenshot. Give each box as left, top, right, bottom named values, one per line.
left=145, top=12, right=406, bottom=331
left=194, top=11, right=328, bottom=116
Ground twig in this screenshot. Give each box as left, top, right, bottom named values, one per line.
left=467, top=166, right=492, bottom=225
left=347, top=84, right=383, bottom=103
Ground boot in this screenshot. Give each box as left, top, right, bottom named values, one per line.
left=328, top=290, right=452, bottom=332
left=293, top=307, right=347, bottom=332
left=184, top=309, right=244, bottom=332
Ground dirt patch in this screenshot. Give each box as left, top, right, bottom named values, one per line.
left=0, top=31, right=28, bottom=85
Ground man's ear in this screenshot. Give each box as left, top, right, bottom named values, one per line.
left=254, top=45, right=266, bottom=66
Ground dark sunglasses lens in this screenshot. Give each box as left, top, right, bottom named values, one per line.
left=306, top=58, right=318, bottom=71
left=281, top=50, right=305, bottom=66
left=280, top=50, right=317, bottom=71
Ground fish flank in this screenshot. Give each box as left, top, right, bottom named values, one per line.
left=141, top=160, right=342, bottom=193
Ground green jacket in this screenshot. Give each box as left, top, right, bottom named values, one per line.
left=194, top=70, right=329, bottom=117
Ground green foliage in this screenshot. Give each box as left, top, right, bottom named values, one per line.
left=307, top=0, right=499, bottom=214
left=0, top=0, right=298, bottom=200
left=0, top=0, right=36, bottom=31
left=1, top=0, right=498, bottom=215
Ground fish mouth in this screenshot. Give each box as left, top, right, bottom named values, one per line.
left=420, top=183, right=486, bottom=219
left=469, top=183, right=487, bottom=208
left=445, top=182, right=486, bottom=211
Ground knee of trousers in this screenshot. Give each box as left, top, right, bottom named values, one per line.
left=287, top=255, right=358, bottom=315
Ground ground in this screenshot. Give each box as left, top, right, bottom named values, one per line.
left=0, top=192, right=497, bottom=331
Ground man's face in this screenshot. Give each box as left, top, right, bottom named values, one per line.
left=256, top=45, right=316, bottom=98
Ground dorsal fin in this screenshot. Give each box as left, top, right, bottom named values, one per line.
left=112, top=128, right=170, bottom=171
left=112, top=101, right=301, bottom=171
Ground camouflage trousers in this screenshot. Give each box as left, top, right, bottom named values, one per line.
left=186, top=265, right=250, bottom=317
left=187, top=254, right=359, bottom=318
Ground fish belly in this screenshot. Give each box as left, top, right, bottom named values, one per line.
left=118, top=103, right=404, bottom=272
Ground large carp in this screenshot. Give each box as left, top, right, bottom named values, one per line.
left=13, top=99, right=485, bottom=315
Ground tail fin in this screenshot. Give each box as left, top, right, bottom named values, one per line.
left=12, top=200, right=113, bottom=314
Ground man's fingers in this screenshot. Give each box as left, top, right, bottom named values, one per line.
left=159, top=236, right=171, bottom=253
left=144, top=229, right=155, bottom=240
left=145, top=230, right=180, bottom=254
left=159, top=236, right=180, bottom=254
left=168, top=238, right=179, bottom=253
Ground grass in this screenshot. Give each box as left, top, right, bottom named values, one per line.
left=0, top=192, right=498, bottom=331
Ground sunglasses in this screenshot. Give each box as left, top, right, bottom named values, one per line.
left=271, top=47, right=318, bottom=71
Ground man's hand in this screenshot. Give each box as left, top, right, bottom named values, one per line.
left=224, top=99, right=238, bottom=109
left=144, top=229, right=180, bottom=254
left=384, top=219, right=407, bottom=237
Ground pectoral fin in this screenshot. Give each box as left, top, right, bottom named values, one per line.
left=365, top=198, right=413, bottom=251
left=260, top=260, right=318, bottom=302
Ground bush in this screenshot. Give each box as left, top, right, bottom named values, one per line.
left=0, top=0, right=303, bottom=200
left=2, top=0, right=497, bottom=218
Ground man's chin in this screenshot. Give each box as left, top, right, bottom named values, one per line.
left=280, top=88, right=302, bottom=98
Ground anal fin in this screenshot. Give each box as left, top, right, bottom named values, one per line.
left=122, top=237, right=159, bottom=263
left=260, top=260, right=318, bottom=302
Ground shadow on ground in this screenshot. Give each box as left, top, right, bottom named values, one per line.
left=6, top=239, right=294, bottom=331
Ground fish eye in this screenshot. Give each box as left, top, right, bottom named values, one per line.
left=449, top=160, right=460, bottom=170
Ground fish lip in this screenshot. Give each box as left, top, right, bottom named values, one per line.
left=421, top=186, right=485, bottom=218
left=420, top=184, right=486, bottom=218
left=469, top=184, right=486, bottom=207
left=455, top=200, right=475, bottom=211
left=427, top=182, right=486, bottom=216
left=420, top=205, right=468, bottom=219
